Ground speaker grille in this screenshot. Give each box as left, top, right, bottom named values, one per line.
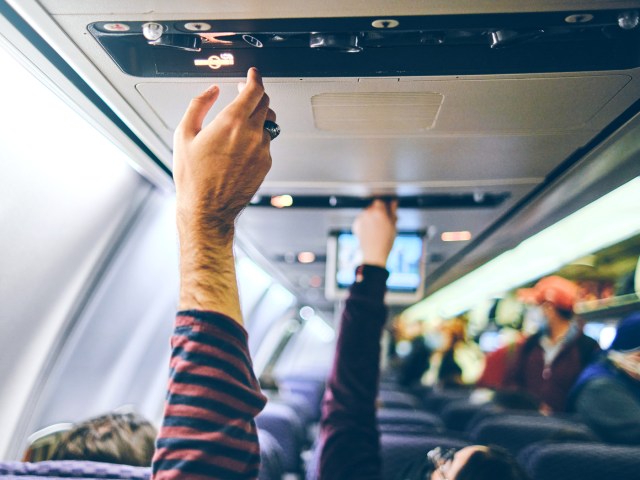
left=312, top=92, right=443, bottom=133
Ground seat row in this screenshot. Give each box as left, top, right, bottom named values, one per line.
left=4, top=380, right=637, bottom=480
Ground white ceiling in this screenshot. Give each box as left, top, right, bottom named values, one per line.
left=8, top=0, right=640, bottom=310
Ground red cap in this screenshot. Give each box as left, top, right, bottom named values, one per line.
left=517, top=276, right=578, bottom=312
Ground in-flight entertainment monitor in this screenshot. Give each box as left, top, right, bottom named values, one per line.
left=325, top=230, right=427, bottom=304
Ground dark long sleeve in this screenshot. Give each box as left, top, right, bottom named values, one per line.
left=152, top=311, right=267, bottom=480
left=319, top=265, right=389, bottom=480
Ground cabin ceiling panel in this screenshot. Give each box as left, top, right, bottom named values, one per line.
left=261, top=135, right=583, bottom=190
left=137, top=75, right=630, bottom=134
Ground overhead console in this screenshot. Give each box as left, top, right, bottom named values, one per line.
left=88, top=10, right=640, bottom=77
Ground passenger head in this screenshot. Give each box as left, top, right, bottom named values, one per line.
left=429, top=445, right=529, bottom=480
left=50, top=412, right=156, bottom=466
left=441, top=317, right=467, bottom=347
left=608, top=311, right=640, bottom=381
left=518, top=275, right=577, bottom=320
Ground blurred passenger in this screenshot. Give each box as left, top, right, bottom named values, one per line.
left=319, top=200, right=529, bottom=480
left=505, top=276, right=600, bottom=412
left=437, top=318, right=465, bottom=387
left=50, top=412, right=156, bottom=466
left=425, top=318, right=484, bottom=388
left=393, top=319, right=432, bottom=388
left=476, top=332, right=525, bottom=390
left=570, top=311, right=640, bottom=444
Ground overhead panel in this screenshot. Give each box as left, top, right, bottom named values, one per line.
left=88, top=11, right=640, bottom=78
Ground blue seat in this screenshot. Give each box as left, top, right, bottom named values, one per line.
left=256, top=401, right=305, bottom=473
left=439, top=399, right=492, bottom=432
left=0, top=460, right=149, bottom=479
left=377, top=390, right=421, bottom=410
left=258, top=429, right=285, bottom=480
left=381, top=433, right=470, bottom=480
left=278, top=391, right=317, bottom=427
left=518, top=442, right=640, bottom=480
left=377, top=408, right=445, bottom=434
left=469, top=414, right=598, bottom=455
left=278, top=377, right=326, bottom=423
left=419, top=388, right=471, bottom=413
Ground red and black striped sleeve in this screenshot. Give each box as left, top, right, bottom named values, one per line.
left=152, top=310, right=267, bottom=480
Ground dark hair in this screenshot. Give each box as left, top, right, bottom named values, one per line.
left=456, top=446, right=530, bottom=480
left=50, top=412, right=157, bottom=467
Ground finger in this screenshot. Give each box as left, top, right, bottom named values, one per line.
left=177, top=85, right=220, bottom=138
left=250, top=91, right=271, bottom=124
left=231, top=68, right=267, bottom=115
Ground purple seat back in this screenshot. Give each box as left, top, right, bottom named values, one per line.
left=470, top=414, right=598, bottom=454
left=518, top=442, right=640, bottom=480
left=255, top=402, right=305, bottom=473
left=377, top=391, right=421, bottom=410
left=0, top=460, right=150, bottom=479
left=381, top=433, right=470, bottom=480
left=258, top=429, right=285, bottom=480
left=377, top=408, right=444, bottom=432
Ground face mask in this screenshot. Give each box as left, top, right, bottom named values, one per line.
left=522, top=306, right=548, bottom=335
left=424, top=331, right=446, bottom=351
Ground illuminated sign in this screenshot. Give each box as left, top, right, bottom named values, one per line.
left=194, top=53, right=235, bottom=69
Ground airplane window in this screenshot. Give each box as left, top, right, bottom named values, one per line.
left=236, top=255, right=275, bottom=321
left=247, top=283, right=296, bottom=356
left=273, top=313, right=336, bottom=378
left=0, top=41, right=144, bottom=458
left=597, top=324, right=618, bottom=349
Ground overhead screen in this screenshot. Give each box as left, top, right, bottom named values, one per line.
left=325, top=230, right=427, bottom=304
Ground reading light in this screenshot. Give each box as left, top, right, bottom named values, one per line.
left=142, top=22, right=164, bottom=41
left=441, top=231, right=472, bottom=242
left=242, top=34, right=264, bottom=48
left=271, top=195, right=293, bottom=208
left=619, top=11, right=640, bottom=30
left=298, top=252, right=316, bottom=264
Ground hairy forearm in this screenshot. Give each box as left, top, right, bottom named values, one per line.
left=177, top=210, right=242, bottom=324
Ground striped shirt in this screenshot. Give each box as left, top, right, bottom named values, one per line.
left=152, top=310, right=267, bottom=480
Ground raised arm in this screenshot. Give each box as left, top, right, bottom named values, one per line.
left=175, top=67, right=275, bottom=322
left=152, top=68, right=276, bottom=480
left=319, top=200, right=397, bottom=480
